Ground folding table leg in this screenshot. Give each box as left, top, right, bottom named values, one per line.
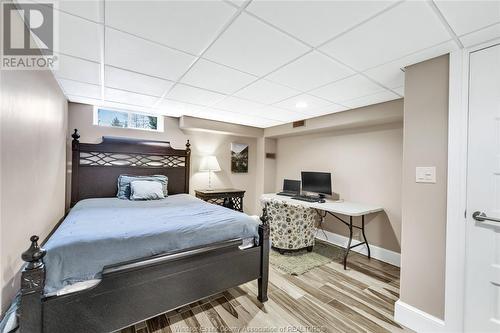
left=343, top=216, right=353, bottom=270
left=361, top=215, right=371, bottom=259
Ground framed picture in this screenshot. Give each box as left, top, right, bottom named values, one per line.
left=231, top=143, right=248, bottom=173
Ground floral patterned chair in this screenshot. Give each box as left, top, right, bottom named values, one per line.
left=264, top=198, right=318, bottom=254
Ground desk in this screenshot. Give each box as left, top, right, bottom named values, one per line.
left=261, top=193, right=384, bottom=269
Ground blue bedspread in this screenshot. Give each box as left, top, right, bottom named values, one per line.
left=43, top=194, right=260, bottom=294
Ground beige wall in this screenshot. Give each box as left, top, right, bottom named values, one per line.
left=0, top=70, right=68, bottom=313
left=67, top=103, right=260, bottom=215
left=274, top=121, right=403, bottom=253
left=400, top=55, right=449, bottom=319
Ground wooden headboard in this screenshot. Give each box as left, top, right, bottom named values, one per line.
left=70, top=129, right=191, bottom=206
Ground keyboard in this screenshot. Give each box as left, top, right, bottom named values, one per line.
left=291, top=196, right=320, bottom=203
left=277, top=192, right=297, bottom=197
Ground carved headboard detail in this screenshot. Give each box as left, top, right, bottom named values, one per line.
left=70, top=129, right=191, bottom=206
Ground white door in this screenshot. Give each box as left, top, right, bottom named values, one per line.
left=465, top=43, right=500, bottom=332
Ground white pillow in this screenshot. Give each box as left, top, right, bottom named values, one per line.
left=130, top=180, right=165, bottom=200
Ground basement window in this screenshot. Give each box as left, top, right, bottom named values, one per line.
left=93, top=107, right=163, bottom=132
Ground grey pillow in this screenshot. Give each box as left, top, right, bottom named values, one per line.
left=130, top=180, right=165, bottom=200
left=117, top=175, right=168, bottom=199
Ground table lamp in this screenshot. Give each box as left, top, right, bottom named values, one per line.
left=199, top=155, right=221, bottom=190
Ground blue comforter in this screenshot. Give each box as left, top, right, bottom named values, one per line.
left=43, top=194, right=260, bottom=294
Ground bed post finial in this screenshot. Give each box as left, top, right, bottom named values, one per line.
left=260, top=205, right=269, bottom=226
left=72, top=129, right=80, bottom=151
left=20, top=235, right=46, bottom=332
left=22, top=235, right=46, bottom=269
left=72, top=129, right=80, bottom=142
left=185, top=139, right=191, bottom=153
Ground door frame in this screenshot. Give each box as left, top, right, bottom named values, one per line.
left=444, top=39, right=500, bottom=332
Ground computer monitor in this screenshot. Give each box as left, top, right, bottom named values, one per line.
left=283, top=179, right=301, bottom=193
left=301, top=171, right=332, bottom=196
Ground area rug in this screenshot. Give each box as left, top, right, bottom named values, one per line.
left=269, top=240, right=344, bottom=276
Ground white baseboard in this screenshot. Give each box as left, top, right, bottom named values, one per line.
left=394, top=300, right=446, bottom=332
left=315, top=229, right=401, bottom=267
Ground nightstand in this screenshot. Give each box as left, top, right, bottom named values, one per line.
left=195, top=188, right=245, bottom=212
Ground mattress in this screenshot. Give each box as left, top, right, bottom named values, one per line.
left=43, top=194, right=260, bottom=295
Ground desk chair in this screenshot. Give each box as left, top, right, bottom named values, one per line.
left=264, top=199, right=318, bottom=254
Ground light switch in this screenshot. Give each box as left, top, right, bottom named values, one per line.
left=416, top=167, right=436, bottom=183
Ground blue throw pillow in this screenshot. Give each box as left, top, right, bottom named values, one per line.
left=117, top=175, right=168, bottom=199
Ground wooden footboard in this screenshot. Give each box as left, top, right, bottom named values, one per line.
left=19, top=223, right=269, bottom=333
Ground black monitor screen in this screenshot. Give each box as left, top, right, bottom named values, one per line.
left=283, top=179, right=300, bottom=193
left=301, top=172, right=332, bottom=195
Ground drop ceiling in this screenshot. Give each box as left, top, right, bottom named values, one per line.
left=34, top=0, right=500, bottom=128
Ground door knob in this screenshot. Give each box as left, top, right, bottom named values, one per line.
left=472, top=211, right=500, bottom=223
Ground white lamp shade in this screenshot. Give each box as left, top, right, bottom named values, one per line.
left=199, top=155, right=221, bottom=172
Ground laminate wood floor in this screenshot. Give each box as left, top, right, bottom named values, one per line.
left=121, top=250, right=409, bottom=333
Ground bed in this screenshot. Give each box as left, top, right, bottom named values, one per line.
left=18, top=130, right=269, bottom=333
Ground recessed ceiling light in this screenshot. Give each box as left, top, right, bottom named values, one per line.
left=295, top=101, right=308, bottom=109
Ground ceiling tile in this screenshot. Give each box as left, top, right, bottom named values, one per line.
left=435, top=1, right=500, bottom=36
left=105, top=66, right=174, bottom=97
left=273, top=94, right=331, bottom=113
left=310, top=75, right=383, bottom=102
left=254, top=106, right=308, bottom=122
left=393, top=86, right=404, bottom=96
left=30, top=0, right=103, bottom=22
left=192, top=108, right=280, bottom=128
left=460, top=23, right=500, bottom=47
left=105, top=28, right=196, bottom=81
left=53, top=54, right=100, bottom=85
left=190, top=108, right=234, bottom=122
left=227, top=1, right=246, bottom=8
left=342, top=90, right=400, bottom=109
left=363, top=40, right=457, bottom=89
left=56, top=0, right=102, bottom=22
left=203, top=13, right=310, bottom=76
left=104, top=88, right=158, bottom=107
left=155, top=99, right=206, bottom=117
left=59, top=12, right=101, bottom=61
left=214, top=96, right=266, bottom=114
left=66, top=94, right=101, bottom=105
left=307, top=103, right=349, bottom=117
left=212, top=97, right=291, bottom=126
left=216, top=110, right=285, bottom=128
left=364, top=66, right=404, bottom=91
left=58, top=79, right=101, bottom=99
left=167, top=84, right=226, bottom=106
left=246, top=0, right=394, bottom=46
left=234, top=79, right=299, bottom=104
left=66, top=95, right=156, bottom=114
left=180, top=59, right=257, bottom=94
left=98, top=101, right=155, bottom=114
left=266, top=51, right=355, bottom=91
left=105, top=1, right=236, bottom=55
left=243, top=118, right=283, bottom=128
left=320, top=1, right=450, bottom=71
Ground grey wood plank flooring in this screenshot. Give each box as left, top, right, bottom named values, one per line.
left=121, top=251, right=411, bottom=333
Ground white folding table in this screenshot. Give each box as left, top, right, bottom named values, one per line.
left=261, top=193, right=384, bottom=269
